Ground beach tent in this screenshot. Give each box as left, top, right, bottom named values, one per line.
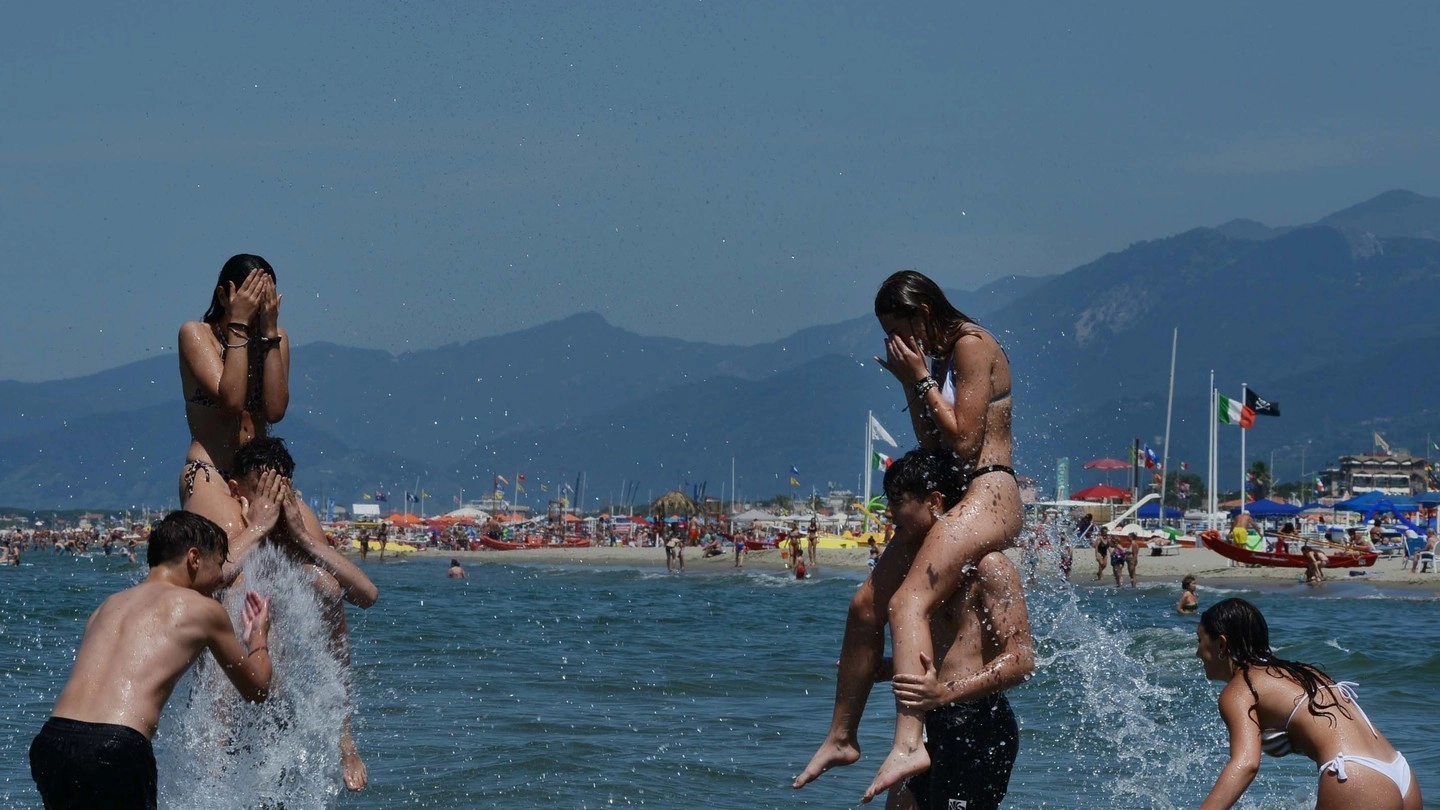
left=1409, top=491, right=1440, bottom=506
left=1333, top=491, right=1419, bottom=513
left=1230, top=499, right=1301, bottom=518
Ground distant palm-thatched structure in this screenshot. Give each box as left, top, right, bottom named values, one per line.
left=650, top=490, right=698, bottom=517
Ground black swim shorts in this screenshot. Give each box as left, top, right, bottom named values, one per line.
left=30, top=716, right=157, bottom=810
left=904, top=693, right=1019, bottom=810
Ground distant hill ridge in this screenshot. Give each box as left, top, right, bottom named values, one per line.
left=3, top=190, right=1438, bottom=509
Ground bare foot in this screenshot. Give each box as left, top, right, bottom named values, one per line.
left=793, top=739, right=861, bottom=789
left=862, top=745, right=929, bottom=803
left=341, top=743, right=368, bottom=791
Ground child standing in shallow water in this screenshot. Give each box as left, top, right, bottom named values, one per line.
left=862, top=271, right=1023, bottom=802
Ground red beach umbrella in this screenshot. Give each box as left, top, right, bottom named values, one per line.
left=1082, top=458, right=1130, bottom=470
left=1070, top=484, right=1131, bottom=502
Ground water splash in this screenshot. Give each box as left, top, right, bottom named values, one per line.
left=1014, top=517, right=1234, bottom=809
left=159, top=545, right=348, bottom=810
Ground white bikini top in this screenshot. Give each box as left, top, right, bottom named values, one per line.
left=1260, top=681, right=1376, bottom=757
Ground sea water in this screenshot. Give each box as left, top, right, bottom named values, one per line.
left=2, top=548, right=1437, bottom=809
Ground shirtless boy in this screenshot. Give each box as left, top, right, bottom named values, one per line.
left=795, top=449, right=1035, bottom=809
left=30, top=511, right=274, bottom=810
left=195, top=435, right=378, bottom=790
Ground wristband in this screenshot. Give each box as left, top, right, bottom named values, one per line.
left=913, top=376, right=938, bottom=398
left=227, top=322, right=252, bottom=334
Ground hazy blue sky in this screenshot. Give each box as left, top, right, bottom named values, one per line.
left=4, top=1, right=1437, bottom=381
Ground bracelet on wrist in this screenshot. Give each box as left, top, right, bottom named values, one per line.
left=227, top=321, right=252, bottom=334
left=913, top=376, right=939, bottom=397
left=249, top=645, right=269, bottom=656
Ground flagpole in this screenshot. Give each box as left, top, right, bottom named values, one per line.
left=1208, top=373, right=1217, bottom=528
left=1240, top=384, right=1248, bottom=514
left=1159, top=328, right=1177, bottom=527
left=863, top=411, right=874, bottom=533
left=730, top=457, right=736, bottom=517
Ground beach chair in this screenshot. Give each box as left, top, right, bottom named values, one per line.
left=1402, top=531, right=1430, bottom=571
left=1416, top=546, right=1437, bottom=574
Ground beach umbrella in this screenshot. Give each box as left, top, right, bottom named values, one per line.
left=1410, top=491, right=1440, bottom=506
left=651, top=490, right=699, bottom=517
left=1230, top=499, right=1301, bottom=518
left=1070, top=484, right=1130, bottom=502
left=1136, top=502, right=1184, bottom=519
left=1082, top=457, right=1130, bottom=485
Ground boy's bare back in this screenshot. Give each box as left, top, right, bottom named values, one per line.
left=54, top=583, right=244, bottom=737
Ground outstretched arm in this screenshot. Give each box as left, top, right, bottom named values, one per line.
left=283, top=491, right=378, bottom=608
left=1197, top=685, right=1262, bottom=810
left=204, top=593, right=272, bottom=703
left=220, top=469, right=285, bottom=584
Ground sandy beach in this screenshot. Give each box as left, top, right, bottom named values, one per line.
left=394, top=544, right=1440, bottom=591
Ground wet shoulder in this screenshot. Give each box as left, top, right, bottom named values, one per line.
left=975, top=551, right=1021, bottom=589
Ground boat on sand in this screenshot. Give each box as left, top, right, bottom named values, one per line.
left=1198, top=530, right=1377, bottom=569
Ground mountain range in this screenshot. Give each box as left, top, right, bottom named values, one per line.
left=3, top=190, right=1439, bottom=511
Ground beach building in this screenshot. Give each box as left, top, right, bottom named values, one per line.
left=1317, top=452, right=1428, bottom=497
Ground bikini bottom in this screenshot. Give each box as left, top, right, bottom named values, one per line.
left=181, top=459, right=232, bottom=498
left=960, top=464, right=1016, bottom=498
left=1319, top=751, right=1412, bottom=799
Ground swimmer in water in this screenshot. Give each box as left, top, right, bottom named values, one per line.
left=448, top=559, right=466, bottom=579
left=864, top=271, right=1023, bottom=802
left=795, top=449, right=1033, bottom=810
left=1177, top=574, right=1198, bottom=615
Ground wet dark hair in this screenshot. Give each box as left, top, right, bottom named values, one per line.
left=203, top=254, right=276, bottom=325
left=450, top=559, right=461, bottom=567
left=1181, top=574, right=1196, bottom=589
left=874, top=270, right=975, bottom=359
left=883, top=448, right=966, bottom=511
left=148, top=511, right=228, bottom=567
left=1200, top=598, right=1341, bottom=726
left=232, top=435, right=296, bottom=481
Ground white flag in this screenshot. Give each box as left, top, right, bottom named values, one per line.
left=869, top=414, right=898, bottom=448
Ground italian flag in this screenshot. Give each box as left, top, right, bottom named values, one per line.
left=1217, top=394, right=1254, bottom=428
left=873, top=451, right=894, bottom=471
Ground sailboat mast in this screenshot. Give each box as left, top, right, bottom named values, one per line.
left=1158, top=328, right=1178, bottom=526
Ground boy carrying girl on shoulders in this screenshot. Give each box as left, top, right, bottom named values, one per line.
left=795, top=448, right=1035, bottom=809
left=30, top=509, right=277, bottom=810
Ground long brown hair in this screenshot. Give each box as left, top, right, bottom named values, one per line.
left=1201, top=598, right=1343, bottom=726
left=873, top=270, right=973, bottom=359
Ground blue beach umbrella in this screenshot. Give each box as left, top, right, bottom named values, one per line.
left=1230, top=499, right=1301, bottom=518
